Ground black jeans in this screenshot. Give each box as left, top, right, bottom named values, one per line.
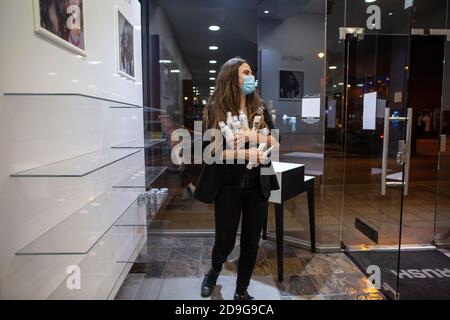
left=211, top=179, right=268, bottom=293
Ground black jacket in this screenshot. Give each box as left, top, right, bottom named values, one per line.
left=193, top=103, right=280, bottom=204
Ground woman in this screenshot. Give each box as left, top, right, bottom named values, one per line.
left=193, top=57, right=280, bottom=300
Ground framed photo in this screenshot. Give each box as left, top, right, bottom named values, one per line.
left=115, top=7, right=135, bottom=80
left=33, top=0, right=86, bottom=56
left=279, top=69, right=304, bottom=100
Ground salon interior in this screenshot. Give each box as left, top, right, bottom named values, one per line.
left=1, top=0, right=450, bottom=300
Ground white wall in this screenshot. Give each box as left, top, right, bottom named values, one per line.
left=0, top=0, right=142, bottom=104
left=0, top=0, right=144, bottom=299
left=259, top=13, right=325, bottom=117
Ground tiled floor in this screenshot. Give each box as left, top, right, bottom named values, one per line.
left=115, top=235, right=383, bottom=300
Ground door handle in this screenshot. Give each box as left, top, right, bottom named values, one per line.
left=381, top=108, right=412, bottom=196
left=381, top=108, right=390, bottom=196
left=440, top=135, right=447, bottom=153
left=396, top=140, right=406, bottom=165
left=403, top=108, right=412, bottom=196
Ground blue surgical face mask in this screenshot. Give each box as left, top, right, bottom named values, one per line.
left=241, top=75, right=256, bottom=96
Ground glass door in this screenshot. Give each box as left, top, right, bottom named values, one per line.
left=435, top=35, right=450, bottom=247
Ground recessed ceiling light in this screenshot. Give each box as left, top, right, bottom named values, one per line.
left=209, top=70, right=216, bottom=74
left=329, top=66, right=337, bottom=70
left=317, top=52, right=325, bottom=59
left=209, top=77, right=216, bottom=81
left=209, top=60, right=217, bottom=64
left=209, top=46, right=219, bottom=51
left=264, top=10, right=269, bottom=14
left=170, top=69, right=180, bottom=73
left=210, top=86, right=215, bottom=89
left=209, top=25, right=220, bottom=31
left=159, top=60, right=172, bottom=64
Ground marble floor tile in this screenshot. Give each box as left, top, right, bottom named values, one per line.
left=163, top=260, right=200, bottom=278
left=326, top=253, right=360, bottom=273
left=300, top=255, right=346, bottom=275
left=129, top=261, right=166, bottom=278
left=158, top=278, right=210, bottom=300
left=311, top=273, right=377, bottom=296
left=200, top=246, right=212, bottom=261
left=322, top=292, right=384, bottom=300
left=147, top=235, right=176, bottom=248
left=262, top=241, right=297, bottom=259
left=173, top=237, right=203, bottom=247
left=290, top=295, right=325, bottom=300
left=275, top=275, right=320, bottom=296
left=134, top=278, right=164, bottom=300
left=135, top=246, right=172, bottom=262
left=267, top=257, right=309, bottom=276
left=250, top=258, right=273, bottom=276
left=199, top=261, right=237, bottom=277
left=115, top=274, right=145, bottom=300
left=202, top=237, right=215, bottom=247
left=211, top=276, right=281, bottom=300
left=168, top=247, right=201, bottom=261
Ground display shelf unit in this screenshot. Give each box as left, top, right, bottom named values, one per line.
left=2, top=93, right=148, bottom=299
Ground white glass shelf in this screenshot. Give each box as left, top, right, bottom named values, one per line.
left=4, top=92, right=141, bottom=108
left=113, top=170, right=146, bottom=189
left=115, top=193, right=170, bottom=227
left=16, top=191, right=143, bottom=255
left=111, top=139, right=166, bottom=149
left=10, top=149, right=142, bottom=178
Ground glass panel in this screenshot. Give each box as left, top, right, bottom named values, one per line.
left=258, top=0, right=326, bottom=243
left=436, top=30, right=450, bottom=246
left=17, top=191, right=142, bottom=255
left=397, top=0, right=450, bottom=247
left=341, top=32, right=410, bottom=300
left=143, top=0, right=259, bottom=230
left=329, top=0, right=414, bottom=298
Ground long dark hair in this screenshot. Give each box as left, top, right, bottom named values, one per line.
left=204, top=57, right=266, bottom=130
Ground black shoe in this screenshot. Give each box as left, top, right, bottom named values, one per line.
left=201, top=268, right=220, bottom=297
left=234, top=290, right=255, bottom=300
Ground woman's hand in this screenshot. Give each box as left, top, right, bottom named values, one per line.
left=246, top=147, right=265, bottom=164
left=240, top=128, right=258, bottom=144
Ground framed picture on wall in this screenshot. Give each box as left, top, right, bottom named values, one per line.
left=32, top=0, right=86, bottom=56
left=279, top=69, right=304, bottom=100
left=115, top=7, right=135, bottom=80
